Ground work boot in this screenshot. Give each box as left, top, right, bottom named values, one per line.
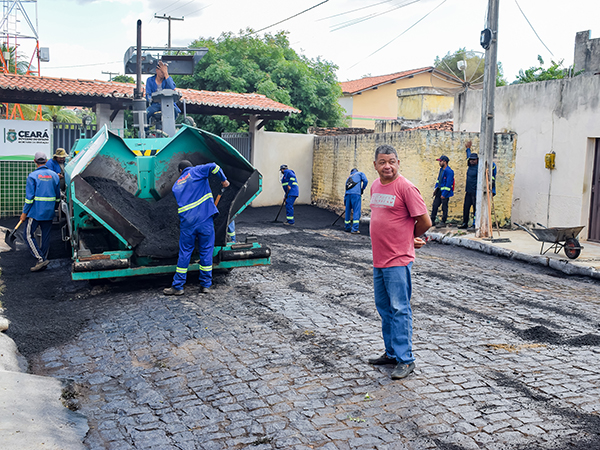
left=283, top=222, right=294, bottom=226
left=435, top=222, right=446, bottom=228
left=351, top=230, right=360, bottom=234
left=368, top=353, right=397, bottom=365
left=391, top=362, right=415, bottom=380
left=163, top=287, right=184, bottom=296
left=30, top=259, right=49, bottom=272
left=458, top=223, right=468, bottom=229
left=199, top=285, right=212, bottom=294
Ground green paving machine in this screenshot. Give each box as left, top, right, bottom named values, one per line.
left=63, top=125, right=270, bottom=281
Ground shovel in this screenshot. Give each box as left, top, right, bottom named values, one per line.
left=272, top=196, right=286, bottom=223
left=4, top=218, right=24, bottom=251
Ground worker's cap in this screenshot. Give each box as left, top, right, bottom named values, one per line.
left=468, top=152, right=479, bottom=160
left=54, top=148, right=67, bottom=158
left=280, top=164, right=288, bottom=170
left=436, top=155, right=449, bottom=162
left=34, top=151, right=47, bottom=163
left=350, top=168, right=358, bottom=174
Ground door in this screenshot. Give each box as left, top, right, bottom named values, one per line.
left=589, top=139, right=600, bottom=242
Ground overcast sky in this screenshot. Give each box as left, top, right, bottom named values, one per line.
left=13, top=0, right=599, bottom=85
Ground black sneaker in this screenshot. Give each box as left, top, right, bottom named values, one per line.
left=391, top=362, right=415, bottom=380
left=30, top=260, right=49, bottom=272
left=368, top=353, right=397, bottom=365
left=458, top=223, right=468, bottom=229
left=163, top=287, right=184, bottom=296
left=435, top=222, right=446, bottom=228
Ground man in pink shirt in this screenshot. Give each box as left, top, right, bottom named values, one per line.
left=368, top=144, right=432, bottom=379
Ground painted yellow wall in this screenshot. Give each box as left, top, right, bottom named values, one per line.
left=346, top=72, right=456, bottom=129
left=312, top=131, right=516, bottom=225
left=397, top=96, right=423, bottom=120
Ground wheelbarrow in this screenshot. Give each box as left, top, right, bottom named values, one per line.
left=513, top=222, right=585, bottom=259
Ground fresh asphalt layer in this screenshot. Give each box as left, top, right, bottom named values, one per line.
left=0, top=205, right=599, bottom=449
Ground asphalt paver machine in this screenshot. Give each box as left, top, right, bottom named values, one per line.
left=64, top=125, right=270, bottom=281
left=62, top=20, right=270, bottom=280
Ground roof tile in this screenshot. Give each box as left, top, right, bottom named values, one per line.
left=340, top=67, right=433, bottom=94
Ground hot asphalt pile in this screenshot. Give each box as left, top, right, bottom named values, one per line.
left=1, top=205, right=600, bottom=449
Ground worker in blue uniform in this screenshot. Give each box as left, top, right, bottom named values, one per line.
left=163, top=160, right=229, bottom=296
left=430, top=155, right=454, bottom=227
left=280, top=164, right=299, bottom=225
left=459, top=142, right=496, bottom=229
left=344, top=168, right=368, bottom=234
left=146, top=61, right=181, bottom=121
left=21, top=152, right=60, bottom=272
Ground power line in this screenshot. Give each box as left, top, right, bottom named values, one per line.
left=44, top=60, right=121, bottom=70
left=347, top=0, right=447, bottom=70
left=247, top=0, right=329, bottom=36
left=514, top=0, right=554, bottom=57
left=331, top=0, right=420, bottom=32
left=318, top=0, right=397, bottom=21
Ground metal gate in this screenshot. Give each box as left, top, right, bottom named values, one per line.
left=53, top=123, right=97, bottom=154
left=589, top=139, right=600, bottom=242
left=221, top=132, right=251, bottom=163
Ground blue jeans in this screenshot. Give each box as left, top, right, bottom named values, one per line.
left=373, top=263, right=414, bottom=364
left=344, top=194, right=361, bottom=232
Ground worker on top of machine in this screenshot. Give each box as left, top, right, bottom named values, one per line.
left=163, top=160, right=229, bottom=296
left=280, top=164, right=299, bottom=226
left=146, top=60, right=181, bottom=121
left=46, top=148, right=67, bottom=191
left=21, top=152, right=60, bottom=272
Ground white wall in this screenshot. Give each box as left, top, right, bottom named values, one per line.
left=456, top=76, right=600, bottom=239
left=251, top=129, right=314, bottom=207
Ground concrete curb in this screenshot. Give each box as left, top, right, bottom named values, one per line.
left=427, top=232, right=600, bottom=280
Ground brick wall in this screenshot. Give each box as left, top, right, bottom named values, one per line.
left=311, top=130, right=517, bottom=226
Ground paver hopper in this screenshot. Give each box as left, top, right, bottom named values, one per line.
left=63, top=124, right=270, bottom=280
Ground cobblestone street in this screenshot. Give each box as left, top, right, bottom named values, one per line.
left=6, top=206, right=600, bottom=449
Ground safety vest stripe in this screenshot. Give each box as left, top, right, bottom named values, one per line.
left=211, top=165, right=221, bottom=174
left=353, top=220, right=359, bottom=223
left=441, top=187, right=451, bottom=191
left=345, top=220, right=351, bottom=224
left=178, top=193, right=212, bottom=214
left=227, top=231, right=235, bottom=236
left=176, top=267, right=188, bottom=274
left=34, top=196, right=56, bottom=201
left=291, top=182, right=298, bottom=185
left=281, top=182, right=288, bottom=186
left=25, top=198, right=34, bottom=204
left=199, top=265, right=212, bottom=272
left=286, top=216, right=294, bottom=220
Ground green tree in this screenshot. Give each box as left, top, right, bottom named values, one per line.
left=513, top=55, right=578, bottom=84
left=435, top=48, right=507, bottom=88
left=42, top=105, right=80, bottom=123
left=175, top=30, right=345, bottom=134
left=112, top=75, right=135, bottom=84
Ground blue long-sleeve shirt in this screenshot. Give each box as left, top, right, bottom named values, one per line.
left=23, top=165, right=60, bottom=221
left=434, top=166, right=454, bottom=198
left=345, top=170, right=368, bottom=196
left=281, top=168, right=299, bottom=197
left=172, top=163, right=227, bottom=228
left=146, top=75, right=182, bottom=114
left=466, top=148, right=496, bottom=194
left=46, top=158, right=62, bottom=175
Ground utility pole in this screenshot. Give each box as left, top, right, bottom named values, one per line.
left=154, top=14, right=184, bottom=48
left=102, top=71, right=119, bottom=81
left=475, top=0, right=499, bottom=238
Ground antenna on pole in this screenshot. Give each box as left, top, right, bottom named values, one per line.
left=154, top=14, right=184, bottom=48
left=102, top=71, right=119, bottom=81
left=475, top=0, right=499, bottom=238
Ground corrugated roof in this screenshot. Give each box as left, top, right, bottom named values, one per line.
left=340, top=67, right=434, bottom=95
left=0, top=73, right=300, bottom=115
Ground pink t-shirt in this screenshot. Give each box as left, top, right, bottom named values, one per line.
left=370, top=175, right=428, bottom=268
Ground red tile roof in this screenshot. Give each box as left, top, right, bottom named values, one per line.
left=410, top=121, right=454, bottom=131
left=0, top=73, right=300, bottom=115
left=340, top=67, right=434, bottom=95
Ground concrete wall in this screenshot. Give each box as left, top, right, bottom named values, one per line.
left=95, top=103, right=124, bottom=136
left=397, top=87, right=454, bottom=123
left=455, top=75, right=600, bottom=239
left=574, top=30, right=600, bottom=75
left=251, top=129, right=314, bottom=207
left=312, top=130, right=516, bottom=224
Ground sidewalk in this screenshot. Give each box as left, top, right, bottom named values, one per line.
left=427, top=227, right=600, bottom=279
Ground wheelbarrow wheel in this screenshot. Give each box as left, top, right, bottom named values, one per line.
left=564, top=238, right=581, bottom=259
